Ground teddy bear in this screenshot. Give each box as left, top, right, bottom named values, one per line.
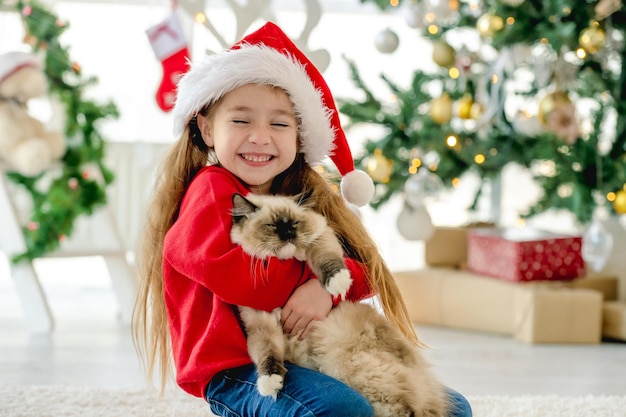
left=0, top=51, right=66, bottom=177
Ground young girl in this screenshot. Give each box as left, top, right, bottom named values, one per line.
left=133, top=22, right=472, bottom=417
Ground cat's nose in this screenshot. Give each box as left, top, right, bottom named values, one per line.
left=276, top=221, right=296, bottom=241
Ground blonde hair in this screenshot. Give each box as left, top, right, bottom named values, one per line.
left=132, top=98, right=419, bottom=393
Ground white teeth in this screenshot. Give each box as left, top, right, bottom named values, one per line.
left=242, top=154, right=272, bottom=162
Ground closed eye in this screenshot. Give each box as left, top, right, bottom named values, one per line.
left=233, top=119, right=249, bottom=124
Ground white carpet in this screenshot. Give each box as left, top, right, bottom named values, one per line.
left=2, top=384, right=625, bottom=417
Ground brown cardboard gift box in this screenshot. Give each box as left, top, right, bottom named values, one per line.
left=424, top=227, right=471, bottom=268
left=394, top=268, right=604, bottom=344
left=602, top=301, right=626, bottom=341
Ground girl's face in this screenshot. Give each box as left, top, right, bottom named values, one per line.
left=197, top=84, right=299, bottom=194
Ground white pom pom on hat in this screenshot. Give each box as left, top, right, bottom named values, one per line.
left=172, top=22, right=374, bottom=207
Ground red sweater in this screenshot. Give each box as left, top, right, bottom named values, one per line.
left=162, top=166, right=373, bottom=398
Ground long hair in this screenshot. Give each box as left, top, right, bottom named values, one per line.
left=132, top=100, right=420, bottom=393
left=132, top=115, right=210, bottom=391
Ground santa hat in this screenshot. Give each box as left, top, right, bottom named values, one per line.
left=172, top=22, right=374, bottom=207
left=0, top=51, right=41, bottom=86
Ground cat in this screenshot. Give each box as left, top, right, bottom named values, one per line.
left=230, top=192, right=450, bottom=417
left=230, top=191, right=352, bottom=298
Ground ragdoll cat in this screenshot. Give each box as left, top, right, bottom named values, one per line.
left=230, top=192, right=449, bottom=417
left=230, top=191, right=352, bottom=298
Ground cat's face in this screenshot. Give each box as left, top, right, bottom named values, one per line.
left=230, top=193, right=325, bottom=259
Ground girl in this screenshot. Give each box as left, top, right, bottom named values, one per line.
left=133, top=22, right=472, bottom=417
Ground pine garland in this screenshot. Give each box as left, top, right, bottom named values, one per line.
left=1, top=0, right=118, bottom=263
left=343, top=0, right=626, bottom=224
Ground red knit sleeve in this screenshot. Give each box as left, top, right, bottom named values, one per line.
left=163, top=167, right=308, bottom=311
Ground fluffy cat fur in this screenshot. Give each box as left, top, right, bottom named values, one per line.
left=231, top=192, right=449, bottom=417
left=230, top=192, right=352, bottom=298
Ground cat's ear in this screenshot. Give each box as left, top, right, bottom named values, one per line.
left=232, top=193, right=258, bottom=223
left=294, top=188, right=315, bottom=208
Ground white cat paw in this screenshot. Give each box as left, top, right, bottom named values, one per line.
left=325, top=269, right=352, bottom=299
left=257, top=374, right=284, bottom=399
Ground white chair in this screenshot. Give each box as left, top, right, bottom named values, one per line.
left=0, top=167, right=136, bottom=333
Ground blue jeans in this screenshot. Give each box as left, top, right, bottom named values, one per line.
left=205, top=363, right=472, bottom=417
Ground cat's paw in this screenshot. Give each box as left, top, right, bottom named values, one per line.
left=325, top=268, right=352, bottom=299
left=257, top=374, right=284, bottom=399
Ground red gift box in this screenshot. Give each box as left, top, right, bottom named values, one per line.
left=467, top=228, right=586, bottom=282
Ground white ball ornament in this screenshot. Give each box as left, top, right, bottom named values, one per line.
left=396, top=203, right=435, bottom=241
left=374, top=28, right=400, bottom=54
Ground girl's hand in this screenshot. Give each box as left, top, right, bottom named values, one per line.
left=281, top=279, right=332, bottom=339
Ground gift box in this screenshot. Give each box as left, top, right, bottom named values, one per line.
left=565, top=275, right=619, bottom=301
left=467, top=228, right=586, bottom=282
left=424, top=224, right=494, bottom=268
left=424, top=227, right=469, bottom=268
left=394, top=268, right=516, bottom=335
left=514, top=286, right=602, bottom=344
left=394, top=268, right=604, bottom=344
left=602, top=301, right=626, bottom=341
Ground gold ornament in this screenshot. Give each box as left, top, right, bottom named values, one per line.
left=366, top=150, right=394, bottom=183
left=579, top=25, right=606, bottom=54
left=457, top=94, right=475, bottom=119
left=430, top=94, right=453, bottom=124
left=432, top=41, right=456, bottom=68
left=477, top=13, right=504, bottom=38
left=613, top=190, right=626, bottom=214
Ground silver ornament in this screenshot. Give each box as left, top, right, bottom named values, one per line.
left=404, top=170, right=444, bottom=209
left=582, top=219, right=614, bottom=272
left=374, top=28, right=399, bottom=54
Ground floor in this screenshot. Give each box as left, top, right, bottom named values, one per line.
left=1, top=256, right=625, bottom=397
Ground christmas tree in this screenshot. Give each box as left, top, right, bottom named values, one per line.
left=1, top=0, right=118, bottom=263
left=341, top=0, right=626, bottom=225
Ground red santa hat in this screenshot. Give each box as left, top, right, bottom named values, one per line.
left=172, top=22, right=374, bottom=207
left=0, top=51, right=41, bottom=86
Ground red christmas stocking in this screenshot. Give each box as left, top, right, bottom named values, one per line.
left=146, top=12, right=190, bottom=112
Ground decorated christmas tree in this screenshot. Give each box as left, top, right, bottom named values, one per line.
left=341, top=0, right=626, bottom=227
left=0, top=0, right=118, bottom=262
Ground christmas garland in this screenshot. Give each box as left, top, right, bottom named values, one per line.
left=2, top=0, right=118, bottom=263
left=344, top=0, right=626, bottom=224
